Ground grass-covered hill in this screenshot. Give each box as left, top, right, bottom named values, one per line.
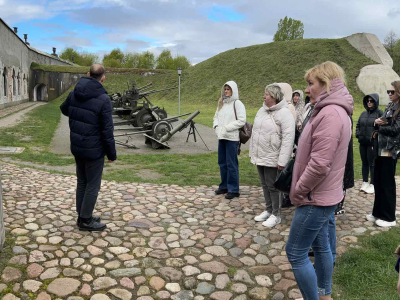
left=34, top=37, right=376, bottom=128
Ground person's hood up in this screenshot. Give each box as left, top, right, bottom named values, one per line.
left=313, top=78, right=354, bottom=117
left=362, top=93, right=380, bottom=112
left=221, top=81, right=239, bottom=103
left=74, top=77, right=107, bottom=101
left=276, top=83, right=293, bottom=104
left=263, top=97, right=288, bottom=111
left=292, top=90, right=304, bottom=107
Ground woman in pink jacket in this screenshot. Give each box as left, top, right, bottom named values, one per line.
left=285, top=61, right=353, bottom=300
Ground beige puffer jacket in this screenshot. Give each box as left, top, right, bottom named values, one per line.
left=213, top=81, right=246, bottom=141
left=250, top=100, right=295, bottom=167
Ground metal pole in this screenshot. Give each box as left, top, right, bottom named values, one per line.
left=178, top=74, right=181, bottom=115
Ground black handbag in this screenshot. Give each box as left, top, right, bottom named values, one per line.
left=273, top=158, right=295, bottom=194
left=233, top=100, right=253, bottom=144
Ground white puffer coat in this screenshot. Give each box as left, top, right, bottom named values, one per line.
left=213, top=81, right=246, bottom=141
left=250, top=100, right=295, bottom=167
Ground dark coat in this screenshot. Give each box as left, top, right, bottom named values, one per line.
left=356, top=93, right=383, bottom=146
left=60, top=77, right=116, bottom=161
left=378, top=101, right=400, bottom=159
left=343, top=116, right=354, bottom=190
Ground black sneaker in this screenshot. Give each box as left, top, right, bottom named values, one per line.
left=79, top=218, right=107, bottom=232
left=281, top=195, right=293, bottom=208
left=225, top=192, right=240, bottom=199
left=215, top=188, right=228, bottom=195
left=76, top=216, right=101, bottom=226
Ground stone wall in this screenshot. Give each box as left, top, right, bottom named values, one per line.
left=0, top=18, right=71, bottom=109
left=30, top=70, right=84, bottom=102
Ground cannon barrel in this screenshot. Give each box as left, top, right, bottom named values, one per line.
left=159, top=110, right=200, bottom=143
left=137, top=82, right=153, bottom=90
left=140, top=86, right=177, bottom=96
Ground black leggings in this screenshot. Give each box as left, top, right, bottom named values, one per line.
left=359, top=144, right=375, bottom=184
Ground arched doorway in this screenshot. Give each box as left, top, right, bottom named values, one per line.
left=33, top=84, right=47, bottom=101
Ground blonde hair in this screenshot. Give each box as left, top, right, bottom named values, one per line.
left=304, top=61, right=346, bottom=94
left=218, top=84, right=231, bottom=111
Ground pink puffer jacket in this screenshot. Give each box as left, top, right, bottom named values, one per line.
left=289, top=79, right=354, bottom=207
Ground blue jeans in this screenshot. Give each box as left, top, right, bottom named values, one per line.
left=328, top=213, right=336, bottom=263
left=218, top=139, right=239, bottom=193
left=286, top=204, right=337, bottom=299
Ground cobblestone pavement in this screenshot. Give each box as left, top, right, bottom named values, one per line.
left=0, top=163, right=398, bottom=300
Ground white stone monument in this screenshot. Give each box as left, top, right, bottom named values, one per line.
left=346, top=33, right=400, bottom=105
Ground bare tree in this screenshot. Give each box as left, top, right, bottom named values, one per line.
left=383, top=30, right=399, bottom=57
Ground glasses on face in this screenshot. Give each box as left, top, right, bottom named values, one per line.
left=387, top=90, right=396, bottom=95
left=367, top=100, right=375, bottom=103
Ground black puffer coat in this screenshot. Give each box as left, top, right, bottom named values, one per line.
left=378, top=102, right=400, bottom=159
left=60, top=77, right=116, bottom=161
left=356, top=94, right=383, bottom=146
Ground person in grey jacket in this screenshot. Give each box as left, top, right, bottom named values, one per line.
left=213, top=81, right=246, bottom=200
left=251, top=83, right=295, bottom=228
left=356, top=93, right=383, bottom=194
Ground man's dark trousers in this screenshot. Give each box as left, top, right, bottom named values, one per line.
left=75, top=156, right=104, bottom=219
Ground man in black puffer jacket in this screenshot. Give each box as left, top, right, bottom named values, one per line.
left=61, top=64, right=116, bottom=231
left=356, top=93, right=382, bottom=194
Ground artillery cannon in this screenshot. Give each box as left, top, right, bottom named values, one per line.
left=111, top=81, right=177, bottom=127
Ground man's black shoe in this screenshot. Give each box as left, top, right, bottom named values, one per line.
left=79, top=218, right=107, bottom=232
left=76, top=216, right=101, bottom=226
left=215, top=188, right=228, bottom=195
left=225, top=192, right=240, bottom=199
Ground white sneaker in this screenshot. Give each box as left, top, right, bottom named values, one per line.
left=375, top=219, right=397, bottom=227
left=262, top=215, right=281, bottom=228
left=360, top=182, right=369, bottom=192
left=366, top=214, right=378, bottom=222
left=364, top=184, right=374, bottom=194
left=254, top=211, right=271, bottom=222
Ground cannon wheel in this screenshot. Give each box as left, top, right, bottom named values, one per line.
left=151, top=120, right=173, bottom=140
left=154, top=108, right=167, bottom=119
left=133, top=108, right=155, bottom=127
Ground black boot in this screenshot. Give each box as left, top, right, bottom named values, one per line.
left=225, top=192, right=240, bottom=199
left=215, top=188, right=228, bottom=195
left=76, top=216, right=101, bottom=226
left=79, top=217, right=107, bottom=232
left=281, top=195, right=293, bottom=208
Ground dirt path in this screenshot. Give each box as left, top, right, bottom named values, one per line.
left=0, top=102, right=47, bottom=128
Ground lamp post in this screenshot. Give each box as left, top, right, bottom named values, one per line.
left=177, top=67, right=182, bottom=115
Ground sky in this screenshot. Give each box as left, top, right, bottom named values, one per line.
left=1, top=0, right=400, bottom=64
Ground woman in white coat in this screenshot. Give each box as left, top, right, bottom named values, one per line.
left=213, top=81, right=246, bottom=199
left=251, top=83, right=295, bottom=227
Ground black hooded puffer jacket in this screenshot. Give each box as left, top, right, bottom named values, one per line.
left=60, top=77, right=116, bottom=161
left=356, top=93, right=383, bottom=146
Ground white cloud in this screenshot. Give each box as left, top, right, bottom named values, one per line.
left=2, top=0, right=400, bottom=63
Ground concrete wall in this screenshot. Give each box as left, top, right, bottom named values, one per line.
left=0, top=18, right=71, bottom=108
left=30, top=70, right=84, bottom=102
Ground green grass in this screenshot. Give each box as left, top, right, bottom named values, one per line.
left=3, top=37, right=386, bottom=183
left=333, top=228, right=400, bottom=300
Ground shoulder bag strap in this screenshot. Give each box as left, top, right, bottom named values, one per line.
left=233, top=100, right=238, bottom=120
